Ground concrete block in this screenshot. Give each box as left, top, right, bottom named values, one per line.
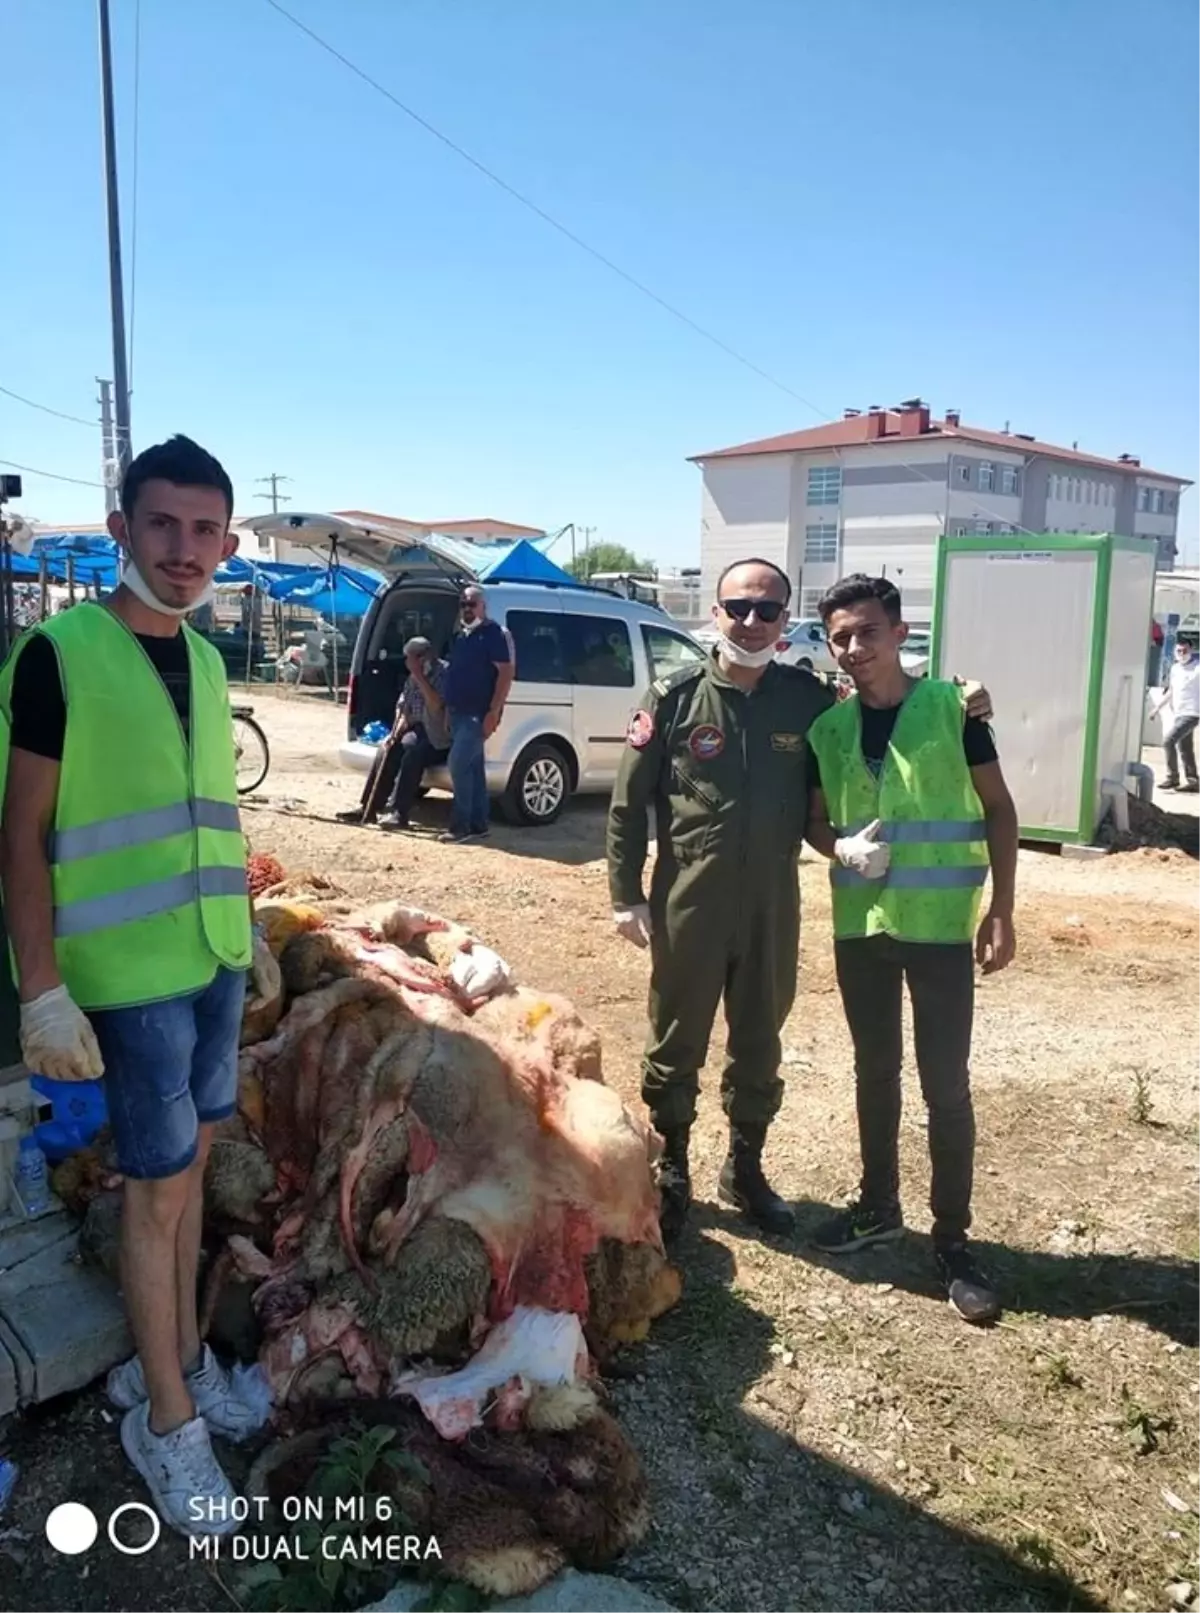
left=1061, top=842, right=1110, bottom=861
left=0, top=1232, right=130, bottom=1403
left=0, top=1210, right=74, bottom=1275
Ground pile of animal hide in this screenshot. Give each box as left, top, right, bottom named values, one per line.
left=193, top=869, right=680, bottom=1596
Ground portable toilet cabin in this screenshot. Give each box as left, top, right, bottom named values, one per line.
left=930, top=532, right=1157, bottom=845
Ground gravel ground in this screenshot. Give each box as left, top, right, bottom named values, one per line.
left=2, top=688, right=1195, bottom=1613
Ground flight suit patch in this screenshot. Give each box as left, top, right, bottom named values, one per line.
left=770, top=732, right=803, bottom=754
left=688, top=724, right=725, bottom=762
left=627, top=710, right=655, bottom=749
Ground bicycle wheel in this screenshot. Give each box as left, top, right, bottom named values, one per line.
left=232, top=714, right=270, bottom=794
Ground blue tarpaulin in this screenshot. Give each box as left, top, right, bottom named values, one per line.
left=475, top=539, right=575, bottom=586
left=273, top=568, right=378, bottom=616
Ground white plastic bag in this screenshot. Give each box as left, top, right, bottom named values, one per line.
left=396, top=1306, right=586, bottom=1440
left=450, top=942, right=513, bottom=1005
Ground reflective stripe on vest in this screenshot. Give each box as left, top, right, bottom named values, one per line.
left=841, top=818, right=986, bottom=846
left=52, top=798, right=243, bottom=863
left=832, top=864, right=989, bottom=889
left=55, top=865, right=249, bottom=939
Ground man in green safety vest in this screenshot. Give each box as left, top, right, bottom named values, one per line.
left=0, top=436, right=263, bottom=1534
left=804, top=573, right=1018, bottom=1325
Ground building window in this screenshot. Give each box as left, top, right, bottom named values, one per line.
left=1000, top=465, right=1019, bottom=496
left=1151, top=488, right=1165, bottom=514
left=997, top=522, right=1017, bottom=534
left=1086, top=480, right=1094, bottom=504
left=971, top=517, right=990, bottom=535
left=806, top=466, right=841, bottom=505
left=1166, top=493, right=1177, bottom=514
left=800, top=587, right=824, bottom=617
left=957, top=462, right=971, bottom=485
left=978, top=462, right=995, bottom=492
left=804, top=523, right=839, bottom=563
left=1138, top=487, right=1151, bottom=512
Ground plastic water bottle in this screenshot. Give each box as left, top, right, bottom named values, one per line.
left=15, top=1136, right=50, bottom=1217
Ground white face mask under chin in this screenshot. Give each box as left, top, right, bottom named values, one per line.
left=119, top=561, right=215, bottom=620
left=716, top=632, right=778, bottom=669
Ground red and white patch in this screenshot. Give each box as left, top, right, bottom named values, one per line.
left=626, top=709, right=655, bottom=749
left=688, top=724, right=725, bottom=762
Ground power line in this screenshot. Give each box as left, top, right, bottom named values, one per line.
left=0, top=458, right=104, bottom=488
left=0, top=385, right=96, bottom=428
left=258, top=2, right=1046, bottom=540
left=261, top=0, right=828, bottom=421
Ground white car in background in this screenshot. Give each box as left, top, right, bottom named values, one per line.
left=777, top=619, right=932, bottom=677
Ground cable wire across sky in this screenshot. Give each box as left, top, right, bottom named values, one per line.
left=259, top=0, right=1049, bottom=540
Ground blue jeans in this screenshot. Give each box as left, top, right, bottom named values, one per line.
left=448, top=712, right=489, bottom=835
left=89, top=967, right=247, bottom=1180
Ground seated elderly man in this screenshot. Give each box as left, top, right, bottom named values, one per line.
left=337, top=636, right=449, bottom=828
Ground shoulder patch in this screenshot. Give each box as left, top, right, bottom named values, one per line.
left=626, top=709, right=655, bottom=749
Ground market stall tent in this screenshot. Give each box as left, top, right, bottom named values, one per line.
left=930, top=532, right=1157, bottom=845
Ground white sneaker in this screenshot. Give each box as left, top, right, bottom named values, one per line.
left=120, top=1401, right=241, bottom=1537
left=107, top=1344, right=268, bottom=1441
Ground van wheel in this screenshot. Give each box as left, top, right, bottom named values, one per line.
left=501, top=744, right=570, bottom=826
left=797, top=656, right=814, bottom=672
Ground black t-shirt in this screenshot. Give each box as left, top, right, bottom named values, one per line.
left=808, top=698, right=997, bottom=790
left=9, top=628, right=191, bottom=762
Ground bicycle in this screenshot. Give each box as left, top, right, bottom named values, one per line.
left=231, top=704, right=271, bottom=794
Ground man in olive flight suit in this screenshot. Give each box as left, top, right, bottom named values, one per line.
left=607, top=558, right=830, bottom=1243
left=608, top=557, right=993, bottom=1247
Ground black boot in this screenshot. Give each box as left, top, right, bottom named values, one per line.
left=718, top=1123, right=795, bottom=1236
left=656, top=1126, right=692, bottom=1247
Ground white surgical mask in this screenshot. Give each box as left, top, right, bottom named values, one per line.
left=717, top=633, right=778, bottom=669
left=119, top=559, right=215, bottom=619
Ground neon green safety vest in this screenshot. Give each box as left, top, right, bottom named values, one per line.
left=0, top=604, right=252, bottom=1010
left=807, top=679, right=990, bottom=943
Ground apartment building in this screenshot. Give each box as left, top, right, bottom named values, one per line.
left=691, top=401, right=1191, bottom=625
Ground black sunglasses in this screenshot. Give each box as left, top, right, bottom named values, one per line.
left=719, top=597, right=786, bottom=625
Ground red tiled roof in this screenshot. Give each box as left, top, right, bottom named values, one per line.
left=690, top=413, right=1192, bottom=484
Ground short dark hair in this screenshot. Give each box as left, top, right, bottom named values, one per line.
left=818, top=573, right=903, bottom=625
left=716, top=557, right=792, bottom=605
left=120, top=434, right=234, bottom=521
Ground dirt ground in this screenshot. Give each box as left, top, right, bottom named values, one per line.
left=2, top=688, right=1196, bottom=1613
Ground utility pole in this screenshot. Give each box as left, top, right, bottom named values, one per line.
left=255, top=473, right=292, bottom=514
left=578, top=525, right=596, bottom=576
left=98, top=0, right=132, bottom=474
left=97, top=378, right=119, bottom=514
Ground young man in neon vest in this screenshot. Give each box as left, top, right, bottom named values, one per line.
left=0, top=436, right=264, bottom=1532
left=804, top=574, right=1018, bottom=1324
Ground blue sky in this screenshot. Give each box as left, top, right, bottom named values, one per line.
left=3, top=0, right=1197, bottom=566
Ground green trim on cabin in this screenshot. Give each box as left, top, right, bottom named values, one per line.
left=1021, top=825, right=1083, bottom=844
left=1078, top=542, right=1113, bottom=843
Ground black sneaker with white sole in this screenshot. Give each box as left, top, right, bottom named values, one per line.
left=810, top=1201, right=904, bottom=1253
left=936, top=1242, right=1001, bottom=1325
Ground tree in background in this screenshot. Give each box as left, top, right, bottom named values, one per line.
left=567, top=541, right=657, bottom=582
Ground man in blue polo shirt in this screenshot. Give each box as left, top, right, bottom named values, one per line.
left=411, top=585, right=513, bottom=842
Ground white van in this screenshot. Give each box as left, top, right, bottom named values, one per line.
left=347, top=576, right=708, bottom=824
left=244, top=513, right=708, bottom=826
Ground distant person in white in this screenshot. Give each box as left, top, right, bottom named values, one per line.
left=1152, top=635, right=1200, bottom=793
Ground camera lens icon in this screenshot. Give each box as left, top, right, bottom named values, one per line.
left=45, top=1500, right=161, bottom=1556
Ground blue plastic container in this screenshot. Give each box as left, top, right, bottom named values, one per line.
left=361, top=720, right=390, bottom=746
left=29, top=1075, right=108, bottom=1162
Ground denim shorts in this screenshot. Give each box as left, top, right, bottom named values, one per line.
left=89, top=967, right=247, bottom=1180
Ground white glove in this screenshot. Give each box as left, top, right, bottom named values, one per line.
left=834, top=819, right=891, bottom=880
left=19, top=986, right=105, bottom=1082
left=613, top=904, right=652, bottom=948
left=450, top=943, right=513, bottom=1004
